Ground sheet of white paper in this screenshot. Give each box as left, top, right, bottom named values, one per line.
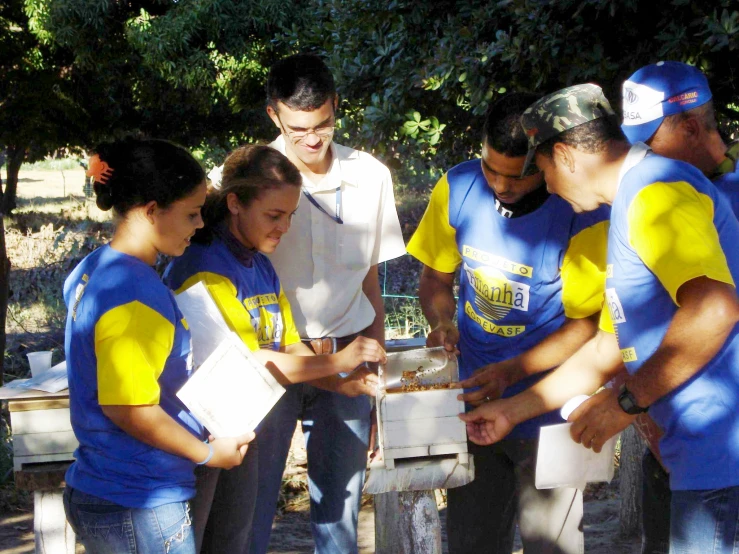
left=175, top=282, right=233, bottom=369
left=177, top=332, right=285, bottom=438
left=535, top=422, right=618, bottom=490
left=4, top=361, right=68, bottom=393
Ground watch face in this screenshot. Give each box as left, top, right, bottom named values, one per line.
left=618, top=386, right=647, bottom=415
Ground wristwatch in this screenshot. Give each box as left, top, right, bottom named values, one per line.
left=617, top=384, right=648, bottom=415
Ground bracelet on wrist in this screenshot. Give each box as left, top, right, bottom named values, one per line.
left=196, top=442, right=214, bottom=466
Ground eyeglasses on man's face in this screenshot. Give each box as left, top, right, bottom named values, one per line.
left=276, top=114, right=336, bottom=145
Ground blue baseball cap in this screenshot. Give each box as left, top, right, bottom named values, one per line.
left=621, top=61, right=712, bottom=144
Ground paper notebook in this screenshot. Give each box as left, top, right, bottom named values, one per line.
left=535, top=422, right=618, bottom=490
left=174, top=283, right=284, bottom=437
left=177, top=332, right=285, bottom=438
left=175, top=281, right=233, bottom=369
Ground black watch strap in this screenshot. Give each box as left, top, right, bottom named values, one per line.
left=617, top=384, right=648, bottom=415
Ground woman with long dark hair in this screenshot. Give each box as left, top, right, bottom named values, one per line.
left=62, top=138, right=254, bottom=554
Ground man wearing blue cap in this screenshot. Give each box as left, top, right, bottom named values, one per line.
left=623, top=61, right=739, bottom=214
left=461, top=83, right=739, bottom=554
left=622, top=60, right=739, bottom=554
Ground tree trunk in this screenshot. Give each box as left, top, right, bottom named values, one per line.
left=2, top=146, right=24, bottom=215
left=619, top=424, right=647, bottom=537
left=0, top=215, right=10, bottom=386
left=375, top=491, right=442, bottom=554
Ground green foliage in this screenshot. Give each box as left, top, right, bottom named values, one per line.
left=277, top=0, right=739, bottom=191
left=14, top=0, right=739, bottom=189
left=22, top=0, right=300, bottom=153
left=0, top=0, right=84, bottom=162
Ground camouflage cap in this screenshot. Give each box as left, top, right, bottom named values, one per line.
left=520, top=83, right=615, bottom=177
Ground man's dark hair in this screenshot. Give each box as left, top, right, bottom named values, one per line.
left=536, top=115, right=626, bottom=158
left=266, top=54, right=336, bottom=112
left=483, top=92, right=539, bottom=157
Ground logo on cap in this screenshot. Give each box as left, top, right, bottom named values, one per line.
left=625, top=88, right=639, bottom=105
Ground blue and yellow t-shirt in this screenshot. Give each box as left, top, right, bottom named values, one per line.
left=63, top=245, right=204, bottom=508
left=408, top=160, right=609, bottom=438
left=600, top=149, right=739, bottom=490
left=712, top=141, right=739, bottom=217
left=163, top=237, right=301, bottom=353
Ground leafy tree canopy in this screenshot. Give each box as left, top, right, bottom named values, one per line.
left=21, top=0, right=739, bottom=189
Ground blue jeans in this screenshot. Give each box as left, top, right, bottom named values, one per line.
left=63, top=487, right=194, bottom=554
left=191, top=439, right=259, bottom=553
left=248, top=383, right=371, bottom=554
left=447, top=439, right=583, bottom=554
left=642, top=448, right=671, bottom=554
left=670, top=485, right=739, bottom=554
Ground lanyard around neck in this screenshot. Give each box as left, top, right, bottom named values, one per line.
left=302, top=186, right=343, bottom=224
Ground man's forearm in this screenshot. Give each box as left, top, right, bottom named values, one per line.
left=626, top=277, right=739, bottom=407
left=505, top=330, right=623, bottom=426
left=507, top=314, right=599, bottom=383
left=418, top=269, right=456, bottom=328
left=362, top=264, right=386, bottom=347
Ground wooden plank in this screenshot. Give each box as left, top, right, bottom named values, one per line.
left=384, top=443, right=467, bottom=462
left=385, top=337, right=428, bottom=353
left=13, top=432, right=79, bottom=457
left=34, top=490, right=76, bottom=553
left=10, top=409, right=73, bottom=434
left=382, top=417, right=467, bottom=449
left=375, top=491, right=442, bottom=554
left=381, top=390, right=462, bottom=421
left=14, top=453, right=77, bottom=472
left=15, top=462, right=71, bottom=491
left=8, top=398, right=70, bottom=412
left=0, top=387, right=69, bottom=402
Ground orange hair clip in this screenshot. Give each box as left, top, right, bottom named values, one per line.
left=86, top=154, right=114, bottom=184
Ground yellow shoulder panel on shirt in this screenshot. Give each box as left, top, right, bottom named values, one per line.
left=561, top=220, right=609, bottom=319
left=177, top=271, right=260, bottom=351
left=598, top=304, right=615, bottom=334
left=628, top=182, right=734, bottom=305
left=278, top=287, right=301, bottom=347
left=95, top=301, right=174, bottom=406
left=406, top=174, right=462, bottom=273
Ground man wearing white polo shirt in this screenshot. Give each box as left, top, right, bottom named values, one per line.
left=250, top=53, right=406, bottom=554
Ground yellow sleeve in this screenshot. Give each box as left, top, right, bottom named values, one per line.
left=279, top=286, right=301, bottom=347
left=406, top=174, right=462, bottom=273
left=95, top=301, right=173, bottom=405
left=177, top=272, right=260, bottom=351
left=598, top=303, right=615, bottom=334
left=561, top=220, right=609, bottom=318
left=628, top=182, right=735, bottom=304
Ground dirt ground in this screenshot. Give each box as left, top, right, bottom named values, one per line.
left=0, top=424, right=640, bottom=554
left=15, top=168, right=89, bottom=200
left=0, top=168, right=642, bottom=553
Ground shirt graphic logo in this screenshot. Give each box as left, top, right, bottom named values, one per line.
left=621, top=347, right=638, bottom=363
left=462, top=245, right=533, bottom=278
left=244, top=293, right=278, bottom=310
left=463, top=263, right=529, bottom=337
left=464, top=264, right=530, bottom=320
left=72, top=273, right=89, bottom=321
left=251, top=309, right=284, bottom=347
left=605, top=288, right=626, bottom=324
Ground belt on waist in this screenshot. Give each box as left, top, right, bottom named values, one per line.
left=302, top=333, right=360, bottom=355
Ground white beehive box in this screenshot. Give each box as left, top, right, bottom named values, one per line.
left=377, top=347, right=468, bottom=469
left=8, top=397, right=78, bottom=471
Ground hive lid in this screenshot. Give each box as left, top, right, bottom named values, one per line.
left=380, top=346, right=458, bottom=392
